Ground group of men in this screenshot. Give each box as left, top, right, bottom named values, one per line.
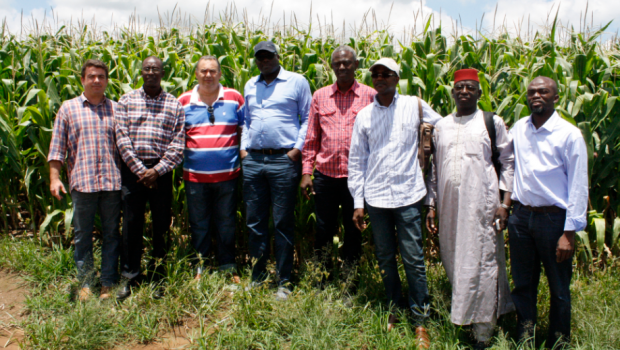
left=49, top=40, right=588, bottom=350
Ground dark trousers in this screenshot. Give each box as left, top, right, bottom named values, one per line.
left=508, top=203, right=572, bottom=347
left=313, top=171, right=361, bottom=266
left=120, top=162, right=173, bottom=283
left=242, top=152, right=300, bottom=285
left=71, top=190, right=121, bottom=287
left=185, top=179, right=237, bottom=272
left=366, top=200, right=430, bottom=325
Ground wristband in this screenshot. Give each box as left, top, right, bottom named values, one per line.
left=500, top=203, right=510, bottom=210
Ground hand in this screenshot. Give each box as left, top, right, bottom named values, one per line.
left=353, top=208, right=367, bottom=232
left=556, top=231, right=575, bottom=263
left=138, top=169, right=159, bottom=188
left=286, top=148, right=301, bottom=162
left=300, top=174, right=315, bottom=200
left=240, top=149, right=248, bottom=160
left=493, top=207, right=509, bottom=231
left=50, top=179, right=67, bottom=200
left=426, top=208, right=438, bottom=234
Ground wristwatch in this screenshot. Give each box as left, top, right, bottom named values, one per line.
left=500, top=203, right=511, bottom=210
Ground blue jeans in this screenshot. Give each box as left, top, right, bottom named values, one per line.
left=185, top=179, right=238, bottom=272
left=242, top=152, right=300, bottom=285
left=508, top=203, right=571, bottom=347
left=366, top=200, right=430, bottom=324
left=71, top=190, right=121, bottom=287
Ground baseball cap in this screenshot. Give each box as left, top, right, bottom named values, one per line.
left=369, top=58, right=400, bottom=76
left=254, top=41, right=278, bottom=56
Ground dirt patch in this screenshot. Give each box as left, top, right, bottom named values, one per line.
left=115, top=327, right=195, bottom=350
left=0, top=269, right=28, bottom=349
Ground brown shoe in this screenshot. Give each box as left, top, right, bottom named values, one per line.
left=194, top=273, right=202, bottom=281
left=99, top=286, right=112, bottom=300
left=231, top=273, right=241, bottom=284
left=415, top=326, right=430, bottom=349
left=78, top=287, right=92, bottom=302
left=387, top=314, right=399, bottom=332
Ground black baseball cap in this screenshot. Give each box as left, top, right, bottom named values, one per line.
left=254, top=41, right=278, bottom=56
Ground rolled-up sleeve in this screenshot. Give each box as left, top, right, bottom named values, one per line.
left=563, top=133, right=589, bottom=231
left=348, top=113, right=369, bottom=209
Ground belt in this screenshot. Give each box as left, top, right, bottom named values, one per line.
left=514, top=201, right=563, bottom=213
left=142, top=159, right=160, bottom=167
left=248, top=148, right=291, bottom=155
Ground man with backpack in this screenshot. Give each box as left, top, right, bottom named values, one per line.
left=425, top=69, right=515, bottom=349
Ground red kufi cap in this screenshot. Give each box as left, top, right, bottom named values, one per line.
left=454, top=69, right=479, bottom=83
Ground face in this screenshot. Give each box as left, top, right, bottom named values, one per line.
left=195, top=59, right=221, bottom=89
left=331, top=50, right=358, bottom=84
left=527, top=78, right=559, bottom=115
left=370, top=65, right=399, bottom=95
left=81, top=66, right=108, bottom=97
left=141, top=57, right=164, bottom=89
left=255, top=51, right=280, bottom=75
left=451, top=80, right=481, bottom=111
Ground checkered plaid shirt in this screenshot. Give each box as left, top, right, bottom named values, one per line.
left=115, top=88, right=185, bottom=176
left=301, top=81, right=375, bottom=177
left=47, top=94, right=121, bottom=192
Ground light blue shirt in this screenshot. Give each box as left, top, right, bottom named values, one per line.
left=241, top=68, right=312, bottom=151
left=510, top=111, right=589, bottom=231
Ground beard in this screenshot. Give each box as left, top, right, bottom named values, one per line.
left=530, top=104, right=547, bottom=114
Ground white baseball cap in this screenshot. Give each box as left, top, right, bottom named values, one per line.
left=369, top=58, right=400, bottom=76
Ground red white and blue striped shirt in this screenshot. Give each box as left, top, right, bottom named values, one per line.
left=178, top=85, right=244, bottom=183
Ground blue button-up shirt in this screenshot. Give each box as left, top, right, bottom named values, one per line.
left=241, top=67, right=312, bottom=151
left=510, top=111, right=589, bottom=231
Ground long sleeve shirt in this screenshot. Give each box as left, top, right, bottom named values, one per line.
left=240, top=68, right=312, bottom=151
left=302, top=81, right=375, bottom=177
left=510, top=111, right=589, bottom=231
left=348, top=93, right=442, bottom=209
left=47, top=94, right=121, bottom=192
left=115, top=88, right=185, bottom=176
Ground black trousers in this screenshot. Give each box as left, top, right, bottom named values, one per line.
left=313, top=171, right=361, bottom=266
left=120, top=161, right=173, bottom=283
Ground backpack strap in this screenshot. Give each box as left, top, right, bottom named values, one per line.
left=483, top=111, right=501, bottom=180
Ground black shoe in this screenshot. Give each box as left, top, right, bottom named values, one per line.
left=116, top=285, right=131, bottom=300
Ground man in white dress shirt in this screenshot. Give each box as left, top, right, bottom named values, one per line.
left=425, top=69, right=515, bottom=349
left=348, top=58, right=442, bottom=348
left=508, top=76, right=588, bottom=348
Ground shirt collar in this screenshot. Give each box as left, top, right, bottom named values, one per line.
left=330, top=81, right=360, bottom=97
left=190, top=84, right=224, bottom=105
left=257, top=66, right=288, bottom=83
left=373, top=91, right=399, bottom=109
left=527, top=110, right=559, bottom=133
left=79, top=93, right=108, bottom=107
left=139, top=86, right=165, bottom=101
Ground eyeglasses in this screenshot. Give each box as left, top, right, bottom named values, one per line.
left=371, top=72, right=398, bottom=79
left=208, top=105, right=215, bottom=124
left=255, top=53, right=276, bottom=62
left=142, top=67, right=161, bottom=73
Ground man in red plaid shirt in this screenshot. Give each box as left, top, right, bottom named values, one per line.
left=115, top=56, right=185, bottom=300
left=300, top=46, right=375, bottom=273
left=48, top=59, right=121, bottom=301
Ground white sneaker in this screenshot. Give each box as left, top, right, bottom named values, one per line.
left=275, top=287, right=291, bottom=301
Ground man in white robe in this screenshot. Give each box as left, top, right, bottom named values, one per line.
left=425, top=69, right=515, bottom=349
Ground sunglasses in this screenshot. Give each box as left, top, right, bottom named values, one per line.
left=371, top=72, right=398, bottom=79
left=208, top=106, right=215, bottom=124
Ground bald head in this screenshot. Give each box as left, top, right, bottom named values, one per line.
left=527, top=76, right=559, bottom=118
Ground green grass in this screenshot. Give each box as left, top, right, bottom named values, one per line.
left=0, top=236, right=619, bottom=350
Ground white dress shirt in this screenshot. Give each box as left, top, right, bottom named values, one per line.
left=348, top=92, right=442, bottom=209
left=510, top=111, right=589, bottom=231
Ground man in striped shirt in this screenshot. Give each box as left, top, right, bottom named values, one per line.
left=178, top=56, right=244, bottom=282
left=348, top=58, right=442, bottom=346
left=48, top=59, right=121, bottom=301
left=115, top=56, right=185, bottom=299
left=301, top=45, right=375, bottom=272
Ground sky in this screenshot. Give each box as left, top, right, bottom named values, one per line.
left=2, top=0, right=618, bottom=40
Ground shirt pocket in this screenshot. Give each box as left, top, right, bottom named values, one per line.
left=400, top=124, right=417, bottom=145
left=463, top=136, right=482, bottom=157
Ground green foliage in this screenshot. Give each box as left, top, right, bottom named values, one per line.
left=0, top=21, right=619, bottom=267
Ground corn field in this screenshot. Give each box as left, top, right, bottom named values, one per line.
left=0, top=11, right=619, bottom=269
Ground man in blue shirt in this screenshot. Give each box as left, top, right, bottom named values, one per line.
left=240, top=41, right=312, bottom=300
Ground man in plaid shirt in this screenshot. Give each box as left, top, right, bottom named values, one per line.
left=300, top=46, right=375, bottom=273
left=115, top=56, right=185, bottom=300
left=48, top=59, right=121, bottom=301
